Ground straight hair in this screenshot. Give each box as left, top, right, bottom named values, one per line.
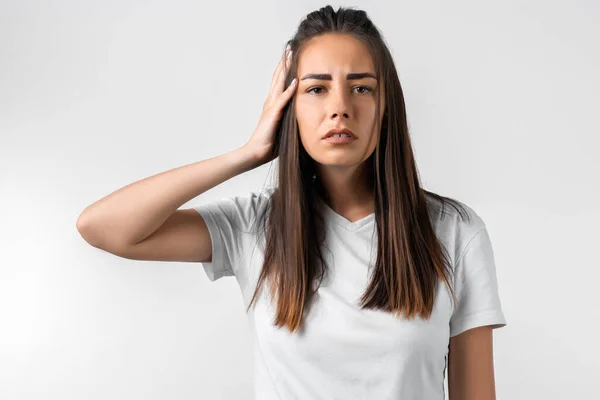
left=246, top=5, right=471, bottom=333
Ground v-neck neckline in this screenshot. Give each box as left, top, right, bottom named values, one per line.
left=320, top=201, right=375, bottom=231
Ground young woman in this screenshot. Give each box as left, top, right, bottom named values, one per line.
left=77, top=5, right=507, bottom=399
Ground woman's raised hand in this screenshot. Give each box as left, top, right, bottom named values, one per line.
left=245, top=45, right=297, bottom=165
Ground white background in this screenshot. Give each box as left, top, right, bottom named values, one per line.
left=1, top=0, right=599, bottom=399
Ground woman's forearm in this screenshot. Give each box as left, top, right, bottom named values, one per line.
left=76, top=145, right=260, bottom=251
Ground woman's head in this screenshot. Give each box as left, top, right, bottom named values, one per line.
left=250, top=5, right=470, bottom=333
left=274, top=5, right=402, bottom=194
left=293, top=32, right=386, bottom=176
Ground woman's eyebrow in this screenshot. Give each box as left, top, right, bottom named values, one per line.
left=300, top=72, right=377, bottom=81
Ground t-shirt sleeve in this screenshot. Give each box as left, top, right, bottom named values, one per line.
left=449, top=223, right=508, bottom=337
left=193, top=191, right=265, bottom=282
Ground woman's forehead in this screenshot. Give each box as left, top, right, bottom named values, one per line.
left=296, top=35, right=375, bottom=75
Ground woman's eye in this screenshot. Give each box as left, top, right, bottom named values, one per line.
left=306, top=86, right=373, bottom=94
left=354, top=86, right=373, bottom=94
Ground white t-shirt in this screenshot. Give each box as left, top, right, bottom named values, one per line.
left=194, top=188, right=507, bottom=399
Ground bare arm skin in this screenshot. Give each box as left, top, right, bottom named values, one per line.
left=76, top=45, right=297, bottom=262
left=448, top=326, right=498, bottom=400
left=76, top=145, right=260, bottom=261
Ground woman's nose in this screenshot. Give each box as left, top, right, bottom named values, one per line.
left=327, top=88, right=351, bottom=119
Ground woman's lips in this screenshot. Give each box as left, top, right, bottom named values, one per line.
left=322, top=135, right=356, bottom=144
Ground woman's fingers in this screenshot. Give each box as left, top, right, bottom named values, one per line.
left=268, top=46, right=293, bottom=97
left=277, top=77, right=297, bottom=108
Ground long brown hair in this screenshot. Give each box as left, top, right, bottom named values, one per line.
left=246, top=5, right=471, bottom=333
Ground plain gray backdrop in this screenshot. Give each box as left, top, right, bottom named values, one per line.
left=1, top=0, right=599, bottom=399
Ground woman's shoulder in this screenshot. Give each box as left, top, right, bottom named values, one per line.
left=233, top=186, right=276, bottom=233
left=424, top=191, right=486, bottom=245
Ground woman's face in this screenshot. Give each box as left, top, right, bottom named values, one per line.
left=294, top=33, right=385, bottom=169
